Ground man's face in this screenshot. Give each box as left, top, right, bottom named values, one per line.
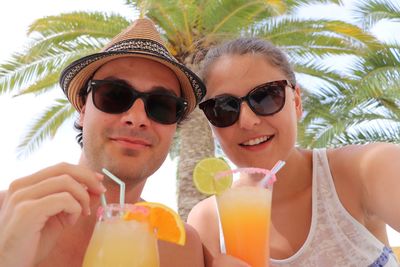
left=79, top=57, right=180, bottom=185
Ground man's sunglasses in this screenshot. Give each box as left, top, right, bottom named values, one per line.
left=199, top=80, right=294, bottom=128
left=86, top=80, right=188, bottom=125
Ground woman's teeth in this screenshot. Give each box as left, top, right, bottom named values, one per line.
left=241, top=136, right=272, bottom=146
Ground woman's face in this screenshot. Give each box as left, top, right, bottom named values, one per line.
left=204, top=54, right=302, bottom=169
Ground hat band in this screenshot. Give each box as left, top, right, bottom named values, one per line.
left=104, top=39, right=177, bottom=63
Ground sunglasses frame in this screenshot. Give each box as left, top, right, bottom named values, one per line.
left=86, top=79, right=188, bottom=125
left=199, top=80, right=294, bottom=127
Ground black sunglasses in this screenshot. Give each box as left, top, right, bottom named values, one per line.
left=86, top=80, right=188, bottom=125
left=199, top=80, right=293, bottom=128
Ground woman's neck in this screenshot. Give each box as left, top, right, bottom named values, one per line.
left=272, top=148, right=313, bottom=200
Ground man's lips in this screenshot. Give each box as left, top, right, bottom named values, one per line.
left=110, top=136, right=152, bottom=148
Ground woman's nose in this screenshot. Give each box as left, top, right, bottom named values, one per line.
left=237, top=102, right=261, bottom=130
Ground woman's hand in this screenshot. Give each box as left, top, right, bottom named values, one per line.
left=212, top=254, right=250, bottom=267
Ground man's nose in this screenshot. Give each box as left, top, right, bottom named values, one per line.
left=120, top=98, right=151, bottom=127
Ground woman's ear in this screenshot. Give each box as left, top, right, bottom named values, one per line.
left=294, top=85, right=303, bottom=119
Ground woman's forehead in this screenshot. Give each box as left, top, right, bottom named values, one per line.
left=205, top=54, right=287, bottom=96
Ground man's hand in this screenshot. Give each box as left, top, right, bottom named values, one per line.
left=0, top=163, right=105, bottom=267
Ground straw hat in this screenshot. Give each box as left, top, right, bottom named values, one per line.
left=60, top=18, right=205, bottom=114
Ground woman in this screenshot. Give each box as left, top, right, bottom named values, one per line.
left=187, top=37, right=400, bottom=266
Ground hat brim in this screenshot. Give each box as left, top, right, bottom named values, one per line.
left=60, top=51, right=205, bottom=115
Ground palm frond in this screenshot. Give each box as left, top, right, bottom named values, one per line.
left=0, top=12, right=130, bottom=96
left=253, top=17, right=381, bottom=54
left=299, top=108, right=393, bottom=147
left=285, top=0, right=343, bottom=10
left=352, top=0, right=400, bottom=29
left=16, top=99, right=76, bottom=158
left=202, top=0, right=287, bottom=36
left=14, top=72, right=60, bottom=96
left=293, top=58, right=356, bottom=89
left=353, top=44, right=400, bottom=77
left=28, top=12, right=129, bottom=38
left=337, top=120, right=400, bottom=144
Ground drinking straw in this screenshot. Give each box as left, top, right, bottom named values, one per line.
left=102, top=168, right=125, bottom=209
left=215, top=202, right=227, bottom=254
left=100, top=193, right=107, bottom=209
left=261, top=160, right=286, bottom=187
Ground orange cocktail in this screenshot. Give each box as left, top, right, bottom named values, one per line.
left=217, top=185, right=272, bottom=267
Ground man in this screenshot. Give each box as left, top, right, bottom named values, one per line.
left=0, top=18, right=205, bottom=267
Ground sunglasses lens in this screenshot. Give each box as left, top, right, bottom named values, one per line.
left=200, top=96, right=240, bottom=127
left=146, top=94, right=186, bottom=124
left=200, top=80, right=288, bottom=127
left=91, top=80, right=186, bottom=124
left=248, top=84, right=285, bottom=115
left=92, top=82, right=133, bottom=114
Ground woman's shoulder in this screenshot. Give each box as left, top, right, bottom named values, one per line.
left=327, top=143, right=400, bottom=205
left=0, top=190, right=6, bottom=207
left=326, top=143, right=400, bottom=230
left=187, top=195, right=217, bottom=223
left=187, top=195, right=222, bottom=260
left=328, top=142, right=399, bottom=167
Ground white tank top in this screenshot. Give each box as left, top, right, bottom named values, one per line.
left=219, top=149, right=399, bottom=266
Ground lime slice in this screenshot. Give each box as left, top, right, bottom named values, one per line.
left=193, top=157, right=233, bottom=195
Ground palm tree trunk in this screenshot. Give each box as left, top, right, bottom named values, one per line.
left=177, top=107, right=214, bottom=220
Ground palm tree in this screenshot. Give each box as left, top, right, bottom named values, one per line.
left=136, top=0, right=384, bottom=218
left=0, top=0, right=381, bottom=219
left=298, top=0, right=400, bottom=147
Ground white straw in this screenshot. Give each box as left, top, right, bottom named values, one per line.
left=215, top=197, right=227, bottom=254
left=102, top=168, right=125, bottom=209
left=100, top=193, right=107, bottom=208
left=261, top=160, right=286, bottom=187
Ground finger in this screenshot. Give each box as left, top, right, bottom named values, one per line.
left=8, top=162, right=105, bottom=195
left=12, top=192, right=83, bottom=232
left=7, top=175, right=92, bottom=216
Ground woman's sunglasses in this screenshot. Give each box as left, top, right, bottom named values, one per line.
left=86, top=80, right=188, bottom=125
left=199, top=80, right=294, bottom=128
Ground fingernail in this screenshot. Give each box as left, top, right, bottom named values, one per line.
left=100, top=183, right=107, bottom=192
left=95, top=173, right=104, bottom=180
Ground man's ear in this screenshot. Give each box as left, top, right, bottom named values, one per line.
left=78, top=105, right=86, bottom=127
left=294, top=85, right=303, bottom=119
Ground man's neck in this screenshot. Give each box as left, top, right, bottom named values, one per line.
left=77, top=151, right=147, bottom=204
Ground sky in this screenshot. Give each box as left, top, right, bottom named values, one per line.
left=0, top=0, right=399, bottom=245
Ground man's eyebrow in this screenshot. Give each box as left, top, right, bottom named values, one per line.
left=150, top=86, right=180, bottom=96
left=100, top=76, right=127, bottom=84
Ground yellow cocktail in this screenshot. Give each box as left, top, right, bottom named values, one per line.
left=217, top=186, right=272, bottom=267
left=82, top=204, right=160, bottom=267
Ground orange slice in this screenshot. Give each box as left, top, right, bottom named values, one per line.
left=123, top=205, right=150, bottom=222
left=125, top=202, right=186, bottom=246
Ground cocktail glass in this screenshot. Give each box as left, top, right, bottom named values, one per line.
left=216, top=183, right=272, bottom=267
left=82, top=203, right=160, bottom=267
left=193, top=159, right=284, bottom=266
